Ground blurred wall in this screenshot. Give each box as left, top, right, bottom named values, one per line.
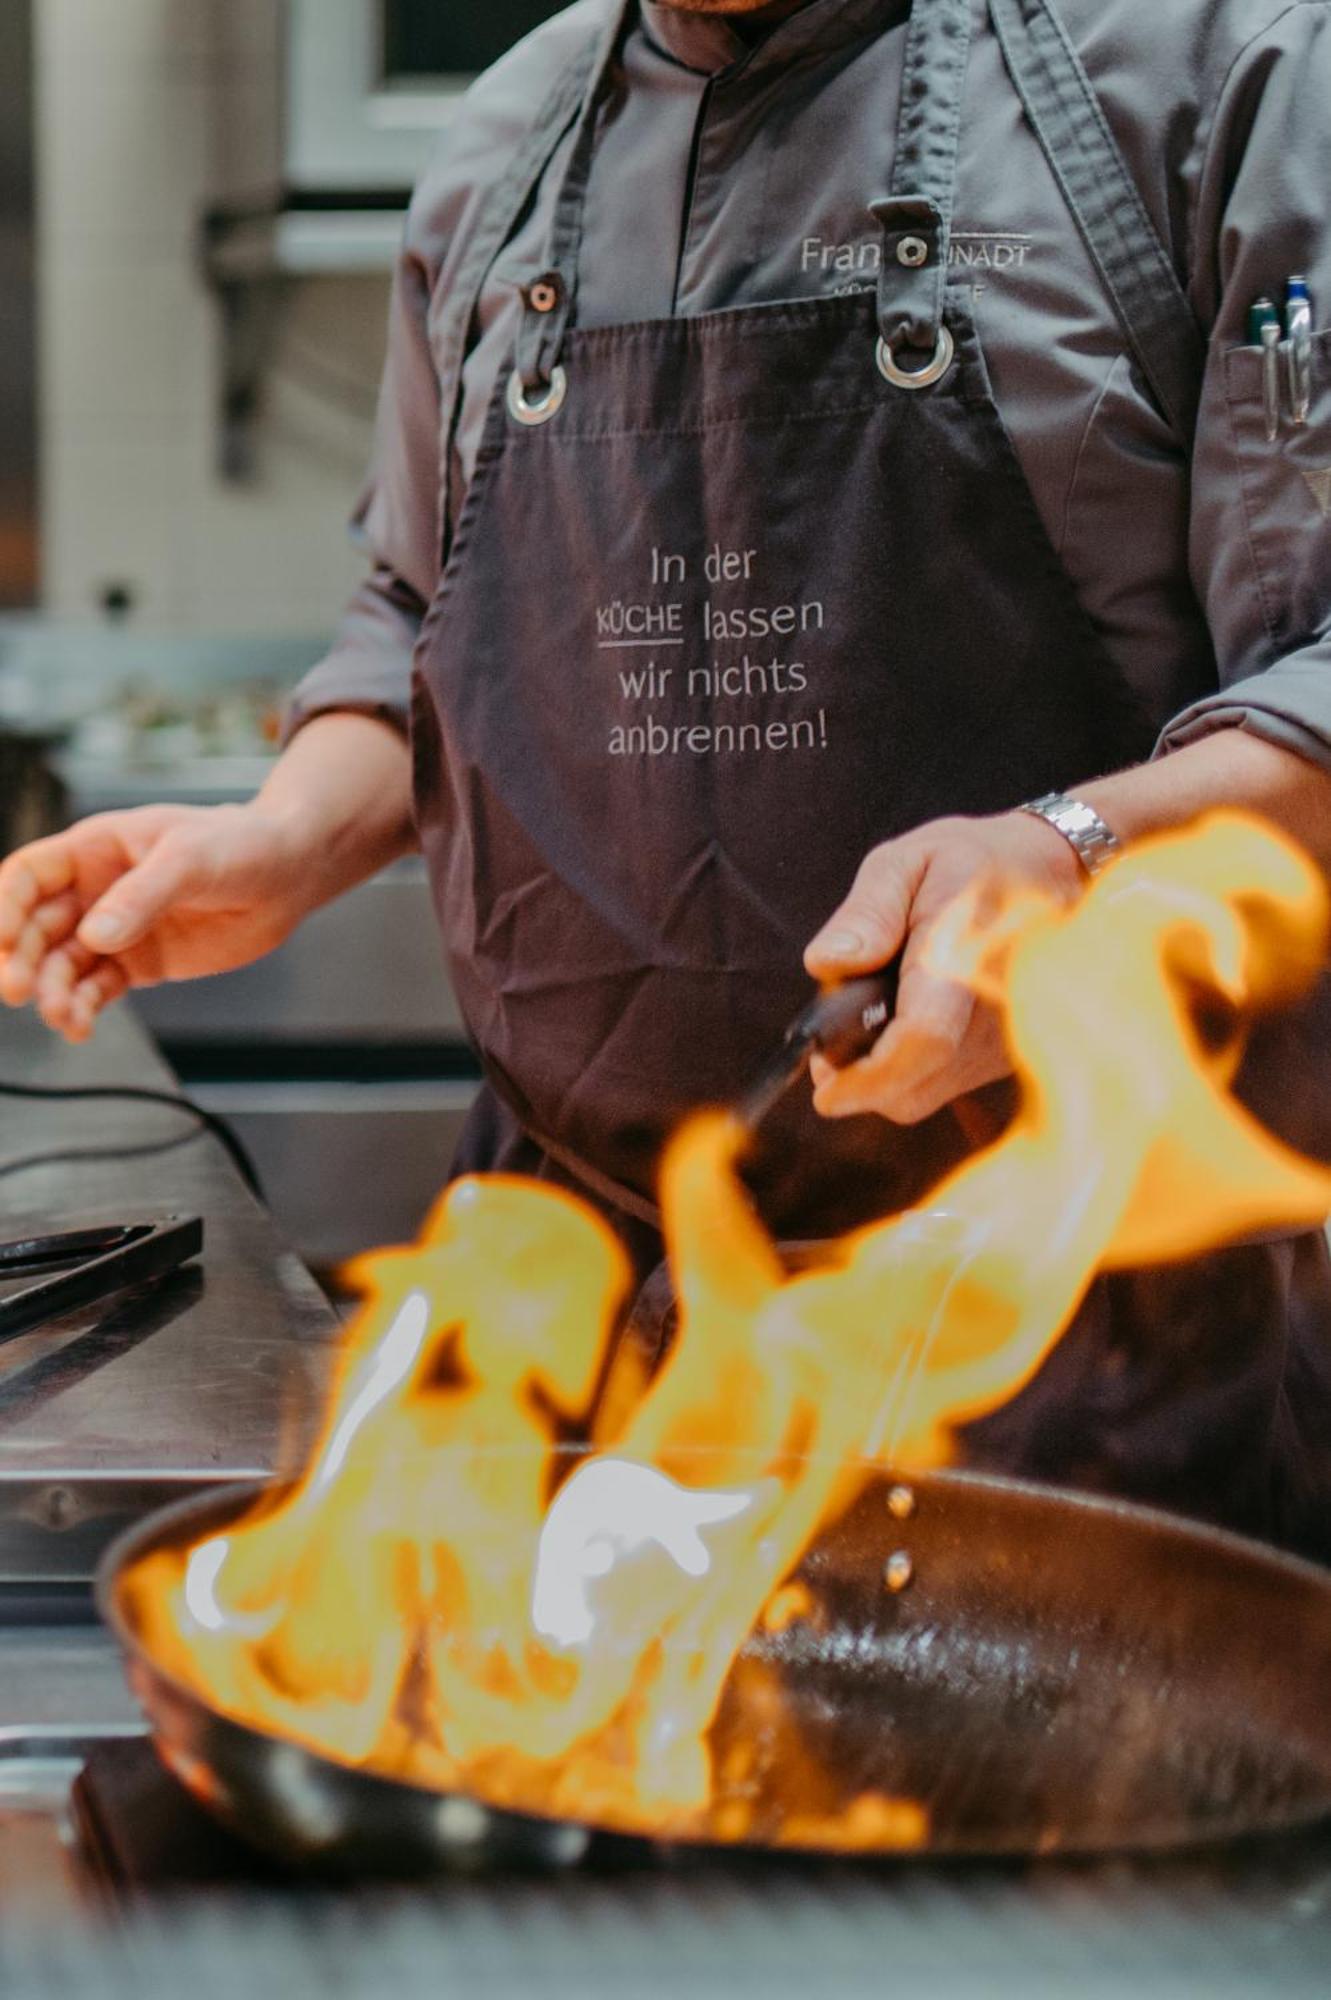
left=35, top=0, right=392, bottom=636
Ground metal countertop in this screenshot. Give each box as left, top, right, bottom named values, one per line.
left=0, top=1004, right=341, bottom=1580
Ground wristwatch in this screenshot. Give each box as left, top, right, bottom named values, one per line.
left=1018, top=792, right=1122, bottom=877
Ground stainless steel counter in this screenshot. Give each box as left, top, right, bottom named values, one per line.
left=0, top=1003, right=341, bottom=1580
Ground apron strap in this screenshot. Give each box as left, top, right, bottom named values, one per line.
left=515, top=1, right=638, bottom=395
left=988, top=0, right=1205, bottom=446
left=873, top=0, right=975, bottom=361
left=437, top=31, right=603, bottom=549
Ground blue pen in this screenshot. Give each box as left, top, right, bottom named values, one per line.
left=1284, top=276, right=1313, bottom=426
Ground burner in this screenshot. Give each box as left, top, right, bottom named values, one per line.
left=73, top=1740, right=294, bottom=1900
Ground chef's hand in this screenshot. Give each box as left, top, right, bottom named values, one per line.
left=0, top=802, right=318, bottom=1043
left=804, top=811, right=1084, bottom=1124
left=0, top=712, right=417, bottom=1043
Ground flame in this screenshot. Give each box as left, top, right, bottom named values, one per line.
left=121, top=813, right=1331, bottom=1848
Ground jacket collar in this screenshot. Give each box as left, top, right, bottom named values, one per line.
left=638, top=0, right=909, bottom=78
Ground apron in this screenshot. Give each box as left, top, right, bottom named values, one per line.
left=413, top=0, right=1331, bottom=1559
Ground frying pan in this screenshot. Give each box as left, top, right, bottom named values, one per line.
left=97, top=1462, right=1331, bottom=1874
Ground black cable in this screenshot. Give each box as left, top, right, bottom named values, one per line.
left=0, top=1080, right=265, bottom=1202
left=0, top=1129, right=200, bottom=1188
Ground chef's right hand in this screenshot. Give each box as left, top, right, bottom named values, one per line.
left=0, top=802, right=315, bottom=1043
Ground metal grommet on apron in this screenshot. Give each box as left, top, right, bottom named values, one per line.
left=876, top=327, right=955, bottom=390
left=506, top=364, right=568, bottom=426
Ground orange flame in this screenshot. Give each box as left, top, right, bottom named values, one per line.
left=120, top=812, right=1331, bottom=1846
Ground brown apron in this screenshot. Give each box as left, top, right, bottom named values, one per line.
left=413, top=0, right=1331, bottom=1560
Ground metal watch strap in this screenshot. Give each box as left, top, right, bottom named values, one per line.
left=1019, top=791, right=1122, bottom=875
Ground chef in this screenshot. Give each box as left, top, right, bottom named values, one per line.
left=6, top=0, right=1331, bottom=1549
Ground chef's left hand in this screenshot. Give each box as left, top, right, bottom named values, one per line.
left=804, top=811, right=1085, bottom=1124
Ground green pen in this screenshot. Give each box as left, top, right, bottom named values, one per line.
left=1248, top=296, right=1283, bottom=442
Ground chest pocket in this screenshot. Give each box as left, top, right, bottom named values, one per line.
left=1224, top=328, right=1331, bottom=651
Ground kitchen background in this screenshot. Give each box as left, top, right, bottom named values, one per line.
left=1, top=0, right=566, bottom=1281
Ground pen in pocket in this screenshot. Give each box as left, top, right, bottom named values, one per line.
left=1284, top=276, right=1314, bottom=427
left=1248, top=297, right=1283, bottom=442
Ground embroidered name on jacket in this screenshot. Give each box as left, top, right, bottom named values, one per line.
left=800, top=230, right=1033, bottom=289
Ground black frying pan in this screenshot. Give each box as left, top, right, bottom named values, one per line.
left=96, top=1463, right=1331, bottom=1874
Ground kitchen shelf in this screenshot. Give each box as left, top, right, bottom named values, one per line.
left=204, top=205, right=405, bottom=281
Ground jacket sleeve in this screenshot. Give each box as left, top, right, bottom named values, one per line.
left=1160, top=2, right=1331, bottom=768
left=282, top=1, right=603, bottom=745
left=283, top=229, right=441, bottom=742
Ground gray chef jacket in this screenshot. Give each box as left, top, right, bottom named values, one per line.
left=289, top=0, right=1331, bottom=776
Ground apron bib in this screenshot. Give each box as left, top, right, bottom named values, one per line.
left=413, top=0, right=1155, bottom=1235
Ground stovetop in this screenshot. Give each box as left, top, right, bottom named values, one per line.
left=0, top=1643, right=1329, bottom=2000
left=73, top=1738, right=309, bottom=1905
left=0, top=1734, right=1327, bottom=1999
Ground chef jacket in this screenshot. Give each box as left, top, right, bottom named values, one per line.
left=287, top=0, right=1331, bottom=778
